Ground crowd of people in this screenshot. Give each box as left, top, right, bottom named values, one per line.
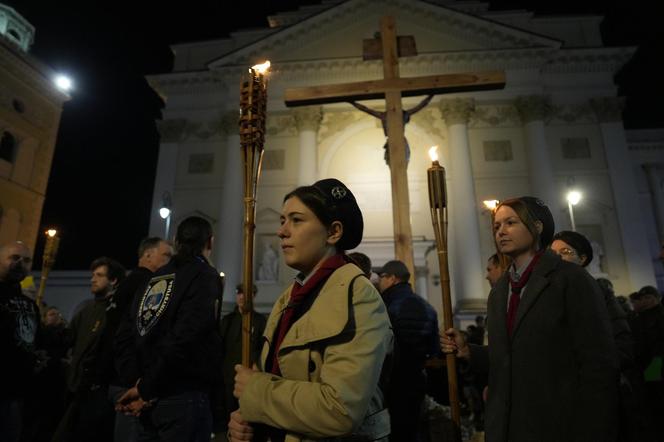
left=1, top=181, right=663, bottom=442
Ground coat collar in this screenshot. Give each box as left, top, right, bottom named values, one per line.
left=510, top=249, right=561, bottom=337
left=270, top=263, right=363, bottom=350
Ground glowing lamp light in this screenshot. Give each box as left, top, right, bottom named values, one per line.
left=566, top=190, right=582, bottom=206
left=428, top=146, right=439, bottom=162
left=483, top=200, right=500, bottom=211
left=54, top=75, right=73, bottom=92
left=46, top=229, right=57, bottom=237
left=159, top=207, right=171, bottom=219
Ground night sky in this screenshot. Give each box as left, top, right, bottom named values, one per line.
left=10, top=0, right=663, bottom=270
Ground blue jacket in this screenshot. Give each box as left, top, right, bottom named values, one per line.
left=381, top=282, right=440, bottom=375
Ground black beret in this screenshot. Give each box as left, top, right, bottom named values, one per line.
left=553, top=230, right=593, bottom=266
left=311, top=178, right=364, bottom=250
left=518, top=196, right=555, bottom=249
left=377, top=260, right=410, bottom=281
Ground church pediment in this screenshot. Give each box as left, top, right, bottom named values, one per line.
left=207, top=0, right=560, bottom=69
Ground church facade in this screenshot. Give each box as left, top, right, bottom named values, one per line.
left=147, top=0, right=664, bottom=315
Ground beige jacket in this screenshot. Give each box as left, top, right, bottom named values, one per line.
left=239, top=263, right=393, bottom=442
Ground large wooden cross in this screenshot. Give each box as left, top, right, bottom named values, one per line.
left=284, top=16, right=505, bottom=279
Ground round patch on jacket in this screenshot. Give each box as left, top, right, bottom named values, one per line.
left=137, top=273, right=175, bottom=336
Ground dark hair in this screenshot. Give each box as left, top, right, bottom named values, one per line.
left=137, top=237, right=165, bottom=259
left=235, top=283, right=258, bottom=295
left=175, top=216, right=213, bottom=262
left=285, top=186, right=333, bottom=226
left=488, top=254, right=500, bottom=266
left=283, top=179, right=363, bottom=251
left=90, top=257, right=126, bottom=285
left=348, top=252, right=372, bottom=277
left=638, top=285, right=661, bottom=300
left=495, top=198, right=545, bottom=250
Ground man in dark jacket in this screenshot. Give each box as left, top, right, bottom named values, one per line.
left=53, top=256, right=126, bottom=442
left=0, top=241, right=43, bottom=442
left=214, top=283, right=266, bottom=437
left=109, top=237, right=173, bottom=442
left=116, top=216, right=223, bottom=442
left=629, top=286, right=664, bottom=439
left=377, top=260, right=439, bottom=442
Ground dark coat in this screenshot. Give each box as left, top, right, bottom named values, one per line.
left=483, top=250, right=619, bottom=442
left=0, top=281, right=41, bottom=398
left=131, top=256, right=223, bottom=400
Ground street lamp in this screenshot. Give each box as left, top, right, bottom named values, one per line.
left=159, top=191, right=172, bottom=239
left=54, top=74, right=73, bottom=92
left=566, top=190, right=582, bottom=231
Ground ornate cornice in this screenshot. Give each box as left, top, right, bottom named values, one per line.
left=156, top=117, right=227, bottom=142
left=146, top=70, right=228, bottom=95
left=544, top=47, right=636, bottom=74
left=469, top=103, right=520, bottom=128
left=514, top=95, right=552, bottom=123
left=589, top=97, right=625, bottom=123
left=546, top=102, right=597, bottom=125
left=291, top=106, right=322, bottom=132
left=439, top=98, right=475, bottom=125
left=266, top=113, right=297, bottom=137
left=210, top=0, right=557, bottom=68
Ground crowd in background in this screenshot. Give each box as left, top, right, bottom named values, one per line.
left=1, top=189, right=663, bottom=442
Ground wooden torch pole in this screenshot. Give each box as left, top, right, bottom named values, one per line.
left=35, top=229, right=60, bottom=311
left=238, top=61, right=269, bottom=367
left=426, top=147, right=462, bottom=442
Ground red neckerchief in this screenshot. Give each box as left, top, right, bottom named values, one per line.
left=269, top=254, right=347, bottom=375
left=506, top=251, right=543, bottom=336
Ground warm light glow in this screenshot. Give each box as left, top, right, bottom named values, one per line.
left=159, top=207, right=171, bottom=219
left=252, top=60, right=271, bottom=74
left=46, top=229, right=57, bottom=237
left=219, top=272, right=225, bottom=278
left=483, top=200, right=500, bottom=211
left=428, top=146, right=439, bottom=162
left=54, top=75, right=73, bottom=92
left=567, top=190, right=582, bottom=206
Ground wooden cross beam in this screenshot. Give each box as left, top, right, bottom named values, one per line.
left=284, top=16, right=505, bottom=281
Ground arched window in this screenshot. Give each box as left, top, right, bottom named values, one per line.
left=0, top=131, right=17, bottom=163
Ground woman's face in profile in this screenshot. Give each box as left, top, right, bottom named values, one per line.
left=278, top=196, right=332, bottom=274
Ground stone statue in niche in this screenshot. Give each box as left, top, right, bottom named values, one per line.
left=587, top=240, right=605, bottom=276
left=258, top=242, right=279, bottom=281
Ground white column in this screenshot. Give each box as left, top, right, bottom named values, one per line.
left=515, top=95, right=565, bottom=228
left=439, top=98, right=486, bottom=314
left=215, top=111, right=243, bottom=290
left=644, top=164, right=664, bottom=242
left=292, top=107, right=322, bottom=185
left=150, top=119, right=185, bottom=237
left=591, top=97, right=657, bottom=289
left=415, top=267, right=429, bottom=301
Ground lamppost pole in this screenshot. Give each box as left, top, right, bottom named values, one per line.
left=159, top=191, right=172, bottom=240
left=566, top=190, right=581, bottom=232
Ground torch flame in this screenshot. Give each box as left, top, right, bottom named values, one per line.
left=428, top=146, right=439, bottom=162
left=252, top=60, right=271, bottom=74
left=46, top=229, right=57, bottom=237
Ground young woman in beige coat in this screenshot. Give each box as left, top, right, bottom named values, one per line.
left=228, top=178, right=393, bottom=442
